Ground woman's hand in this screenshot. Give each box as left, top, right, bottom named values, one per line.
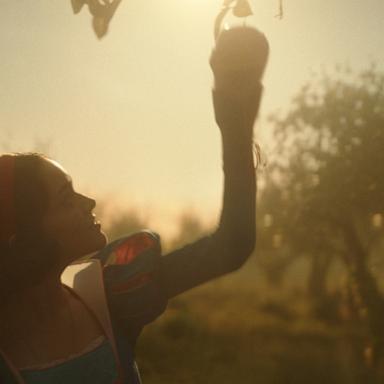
left=210, top=27, right=269, bottom=137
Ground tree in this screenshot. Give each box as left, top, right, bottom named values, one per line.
left=258, top=65, right=384, bottom=370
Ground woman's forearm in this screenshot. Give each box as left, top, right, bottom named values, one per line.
left=217, top=123, right=256, bottom=270
left=158, top=114, right=257, bottom=298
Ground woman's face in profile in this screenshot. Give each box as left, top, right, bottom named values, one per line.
left=39, top=158, right=107, bottom=266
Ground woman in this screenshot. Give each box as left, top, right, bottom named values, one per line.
left=0, top=28, right=267, bottom=383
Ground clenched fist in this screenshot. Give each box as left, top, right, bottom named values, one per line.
left=210, top=27, right=269, bottom=132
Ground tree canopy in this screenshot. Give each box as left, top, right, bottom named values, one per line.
left=261, top=66, right=384, bottom=259
left=257, top=66, right=384, bottom=302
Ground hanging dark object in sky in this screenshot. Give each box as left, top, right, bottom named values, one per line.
left=70, top=0, right=283, bottom=40
left=70, top=0, right=122, bottom=39
left=214, top=0, right=284, bottom=40
left=276, top=0, right=284, bottom=19
left=233, top=0, right=253, bottom=18
left=214, top=0, right=252, bottom=40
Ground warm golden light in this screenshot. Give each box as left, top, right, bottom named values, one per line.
left=1, top=0, right=384, bottom=235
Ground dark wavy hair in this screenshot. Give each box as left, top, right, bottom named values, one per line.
left=0, top=153, right=60, bottom=303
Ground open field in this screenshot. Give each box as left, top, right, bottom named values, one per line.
left=136, top=262, right=376, bottom=384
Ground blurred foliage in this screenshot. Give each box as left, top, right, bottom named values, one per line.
left=257, top=64, right=384, bottom=376
left=259, top=64, right=384, bottom=269
left=137, top=278, right=375, bottom=384
left=257, top=65, right=384, bottom=295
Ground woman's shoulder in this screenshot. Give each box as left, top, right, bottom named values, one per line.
left=92, top=230, right=161, bottom=267
left=92, top=230, right=167, bottom=327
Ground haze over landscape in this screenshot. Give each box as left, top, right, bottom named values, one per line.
left=1, top=0, right=383, bottom=236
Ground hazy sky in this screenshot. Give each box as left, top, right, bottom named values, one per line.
left=1, top=0, right=383, bottom=236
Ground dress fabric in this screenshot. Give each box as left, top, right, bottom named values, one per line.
left=19, top=337, right=118, bottom=384
left=92, top=231, right=167, bottom=384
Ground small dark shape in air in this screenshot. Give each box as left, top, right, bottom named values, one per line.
left=71, top=0, right=85, bottom=14
left=70, top=0, right=122, bottom=39
left=275, top=0, right=284, bottom=19
left=233, top=0, right=253, bottom=18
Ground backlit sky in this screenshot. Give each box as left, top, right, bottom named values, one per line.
left=1, top=0, right=383, bottom=236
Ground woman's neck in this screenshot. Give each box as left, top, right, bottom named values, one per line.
left=0, top=272, right=85, bottom=368
left=0, top=272, right=68, bottom=330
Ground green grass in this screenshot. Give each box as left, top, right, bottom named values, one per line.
left=135, top=271, right=376, bottom=384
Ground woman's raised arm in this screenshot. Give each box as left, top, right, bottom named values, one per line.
left=158, top=28, right=268, bottom=298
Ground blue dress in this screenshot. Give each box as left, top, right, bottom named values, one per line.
left=19, top=337, right=118, bottom=384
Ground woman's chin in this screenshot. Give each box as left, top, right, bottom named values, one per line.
left=86, top=222, right=108, bottom=248
left=73, top=232, right=108, bottom=261
left=90, top=229, right=108, bottom=252
left=60, top=227, right=109, bottom=266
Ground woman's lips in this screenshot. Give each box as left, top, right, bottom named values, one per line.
left=87, top=215, right=101, bottom=228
